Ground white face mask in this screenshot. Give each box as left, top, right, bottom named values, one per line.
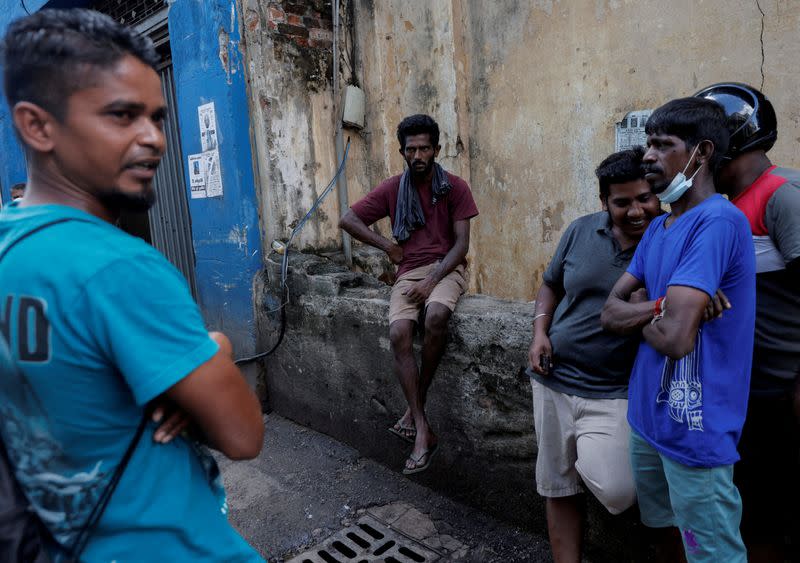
left=657, top=144, right=703, bottom=204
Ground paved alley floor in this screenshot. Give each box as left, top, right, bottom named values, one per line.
left=217, top=414, right=553, bottom=562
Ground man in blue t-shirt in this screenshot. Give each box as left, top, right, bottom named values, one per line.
left=601, top=98, right=755, bottom=563
left=0, top=10, right=264, bottom=561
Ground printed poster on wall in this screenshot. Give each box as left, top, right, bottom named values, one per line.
left=188, top=153, right=206, bottom=198
left=615, top=109, right=653, bottom=151
left=198, top=102, right=218, bottom=152
left=203, top=149, right=223, bottom=197
left=187, top=149, right=223, bottom=199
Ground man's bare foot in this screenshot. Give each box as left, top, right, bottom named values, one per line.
left=405, top=427, right=438, bottom=473
left=389, top=418, right=416, bottom=443
left=403, top=443, right=439, bottom=475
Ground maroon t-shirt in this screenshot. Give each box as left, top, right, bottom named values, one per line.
left=351, top=172, right=479, bottom=277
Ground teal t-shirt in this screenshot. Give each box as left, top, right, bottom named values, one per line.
left=0, top=204, right=263, bottom=562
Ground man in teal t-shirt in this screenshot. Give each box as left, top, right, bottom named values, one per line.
left=0, top=9, right=264, bottom=561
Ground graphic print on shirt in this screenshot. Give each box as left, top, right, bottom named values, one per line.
left=0, top=362, right=109, bottom=547
left=656, top=334, right=703, bottom=431
left=1, top=295, right=52, bottom=363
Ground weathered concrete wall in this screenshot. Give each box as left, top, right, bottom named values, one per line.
left=347, top=0, right=800, bottom=299
left=240, top=1, right=800, bottom=299
left=240, top=1, right=800, bottom=555
left=256, top=254, right=653, bottom=559
left=239, top=0, right=373, bottom=255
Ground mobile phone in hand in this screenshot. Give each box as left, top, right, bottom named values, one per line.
left=540, top=354, right=553, bottom=375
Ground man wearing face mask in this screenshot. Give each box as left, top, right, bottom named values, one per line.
left=601, top=98, right=755, bottom=563
left=339, top=114, right=478, bottom=475
left=695, top=83, right=800, bottom=562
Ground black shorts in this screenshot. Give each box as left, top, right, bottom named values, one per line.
left=734, top=389, right=800, bottom=547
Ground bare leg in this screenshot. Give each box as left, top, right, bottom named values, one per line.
left=401, top=303, right=453, bottom=465
left=546, top=495, right=584, bottom=563
left=395, top=304, right=452, bottom=455
left=419, top=303, right=452, bottom=406
left=389, top=320, right=428, bottom=456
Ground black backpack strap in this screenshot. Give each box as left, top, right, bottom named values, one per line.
left=0, top=218, right=79, bottom=261
left=67, top=416, right=148, bottom=560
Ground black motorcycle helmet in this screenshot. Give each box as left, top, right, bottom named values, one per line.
left=694, top=82, right=777, bottom=157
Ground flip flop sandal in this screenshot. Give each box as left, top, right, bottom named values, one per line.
left=402, top=444, right=439, bottom=475
left=388, top=422, right=416, bottom=444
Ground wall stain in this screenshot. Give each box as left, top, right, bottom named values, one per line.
left=227, top=224, right=250, bottom=254
left=540, top=201, right=565, bottom=243
left=218, top=27, right=231, bottom=84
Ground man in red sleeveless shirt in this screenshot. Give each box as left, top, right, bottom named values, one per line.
left=339, top=115, right=478, bottom=474
left=696, top=83, right=800, bottom=562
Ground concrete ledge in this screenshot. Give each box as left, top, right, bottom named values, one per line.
left=255, top=252, right=649, bottom=561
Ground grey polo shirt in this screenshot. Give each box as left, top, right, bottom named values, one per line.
left=531, top=211, right=641, bottom=399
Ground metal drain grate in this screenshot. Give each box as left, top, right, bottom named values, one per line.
left=287, top=515, right=441, bottom=563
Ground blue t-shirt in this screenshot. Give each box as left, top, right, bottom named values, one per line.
left=0, top=204, right=263, bottom=562
left=626, top=195, right=756, bottom=468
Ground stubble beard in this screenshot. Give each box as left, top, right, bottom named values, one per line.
left=97, top=184, right=156, bottom=214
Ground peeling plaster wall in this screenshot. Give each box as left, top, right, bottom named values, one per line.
left=238, top=0, right=472, bottom=263
left=346, top=0, right=800, bottom=299
left=239, top=1, right=800, bottom=299
left=240, top=0, right=373, bottom=254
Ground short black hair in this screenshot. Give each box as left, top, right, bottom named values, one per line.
left=1, top=9, right=160, bottom=121
left=645, top=97, right=730, bottom=171
left=595, top=146, right=646, bottom=200
left=10, top=183, right=25, bottom=192
left=396, top=114, right=440, bottom=150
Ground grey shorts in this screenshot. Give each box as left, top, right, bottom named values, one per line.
left=531, top=378, right=635, bottom=514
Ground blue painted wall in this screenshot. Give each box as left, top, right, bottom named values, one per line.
left=0, top=0, right=49, bottom=203
left=0, top=0, right=262, bottom=355
left=168, top=0, right=261, bottom=354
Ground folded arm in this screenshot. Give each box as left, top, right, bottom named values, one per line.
left=642, top=285, right=709, bottom=360
left=601, top=273, right=656, bottom=334
left=164, top=332, right=264, bottom=460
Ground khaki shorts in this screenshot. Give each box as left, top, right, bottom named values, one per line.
left=531, top=378, right=635, bottom=515
left=389, top=262, right=467, bottom=324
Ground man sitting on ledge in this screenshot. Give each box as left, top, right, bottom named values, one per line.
left=339, top=114, right=479, bottom=475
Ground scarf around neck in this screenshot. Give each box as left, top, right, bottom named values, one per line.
left=392, top=163, right=452, bottom=243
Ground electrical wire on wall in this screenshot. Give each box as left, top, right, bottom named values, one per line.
left=20, top=0, right=31, bottom=15
left=234, top=137, right=351, bottom=365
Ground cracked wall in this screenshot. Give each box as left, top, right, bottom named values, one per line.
left=239, top=0, right=374, bottom=256
left=239, top=0, right=800, bottom=300
left=349, top=0, right=800, bottom=299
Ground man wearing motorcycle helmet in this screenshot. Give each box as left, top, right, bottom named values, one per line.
left=696, top=82, right=800, bottom=562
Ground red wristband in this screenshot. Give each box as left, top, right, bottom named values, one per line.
left=654, top=297, right=665, bottom=317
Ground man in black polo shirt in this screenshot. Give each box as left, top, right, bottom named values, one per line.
left=528, top=147, right=662, bottom=562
